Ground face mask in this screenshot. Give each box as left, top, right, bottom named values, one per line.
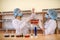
left=45, top=14, right=49, bottom=19
left=17, top=13, right=23, bottom=17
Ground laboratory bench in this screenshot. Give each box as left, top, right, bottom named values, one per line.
left=0, top=28, right=60, bottom=34
left=0, top=29, right=43, bottom=34
left=0, top=33, right=60, bottom=40
left=0, top=8, right=60, bottom=39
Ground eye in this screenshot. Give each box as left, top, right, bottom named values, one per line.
left=47, top=14, right=49, bottom=15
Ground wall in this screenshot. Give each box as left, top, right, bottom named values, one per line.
left=0, top=0, right=60, bottom=12
left=0, top=0, right=2, bottom=11
left=0, top=0, right=60, bottom=30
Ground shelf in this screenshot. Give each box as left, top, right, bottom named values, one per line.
left=2, top=13, right=13, bottom=16
left=42, top=8, right=60, bottom=11
left=0, top=12, right=47, bottom=16
left=42, top=8, right=60, bottom=13
left=0, top=19, right=12, bottom=22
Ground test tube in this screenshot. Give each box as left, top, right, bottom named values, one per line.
left=30, top=24, right=33, bottom=38
left=34, top=27, right=37, bottom=36
left=4, top=29, right=10, bottom=37
left=11, top=30, right=14, bottom=37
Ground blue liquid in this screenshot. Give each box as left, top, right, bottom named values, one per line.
left=34, top=27, right=37, bottom=36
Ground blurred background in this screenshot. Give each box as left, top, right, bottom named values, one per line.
left=0, top=0, right=60, bottom=34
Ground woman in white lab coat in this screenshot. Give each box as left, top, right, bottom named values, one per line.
left=39, top=9, right=57, bottom=35
left=12, top=8, right=34, bottom=35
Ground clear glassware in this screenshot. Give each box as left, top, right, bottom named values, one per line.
left=4, top=29, right=9, bottom=37
left=11, top=30, right=15, bottom=37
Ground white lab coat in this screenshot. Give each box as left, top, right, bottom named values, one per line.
left=12, top=14, right=35, bottom=35
left=39, top=19, right=56, bottom=35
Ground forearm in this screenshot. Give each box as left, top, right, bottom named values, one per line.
left=39, top=20, right=45, bottom=31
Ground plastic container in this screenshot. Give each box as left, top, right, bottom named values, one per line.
left=4, top=34, right=10, bottom=37
left=16, top=35, right=23, bottom=37
left=24, top=34, right=30, bottom=38
left=30, top=19, right=39, bottom=25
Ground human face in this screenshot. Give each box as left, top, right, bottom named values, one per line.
left=45, top=14, right=50, bottom=19
left=16, top=16, right=22, bottom=20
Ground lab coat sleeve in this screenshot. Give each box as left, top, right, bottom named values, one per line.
left=19, top=13, right=35, bottom=29
left=12, top=20, right=20, bottom=30
left=12, top=20, right=23, bottom=35
left=25, top=13, right=36, bottom=22
left=45, top=20, right=56, bottom=35
left=21, top=13, right=35, bottom=29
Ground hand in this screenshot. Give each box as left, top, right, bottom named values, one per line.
left=39, top=20, right=45, bottom=31
left=41, top=27, right=45, bottom=32
left=31, top=8, right=35, bottom=13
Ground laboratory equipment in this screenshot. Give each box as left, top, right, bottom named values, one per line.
left=16, top=34, right=23, bottom=37
left=30, top=19, right=39, bottom=37
left=34, top=27, right=37, bottom=36
left=11, top=30, right=15, bottom=37
left=4, top=29, right=10, bottom=37
left=24, top=34, right=30, bottom=38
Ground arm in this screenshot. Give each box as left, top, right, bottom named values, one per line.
left=39, top=19, right=45, bottom=31
left=25, top=8, right=36, bottom=22
left=20, top=8, right=36, bottom=29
